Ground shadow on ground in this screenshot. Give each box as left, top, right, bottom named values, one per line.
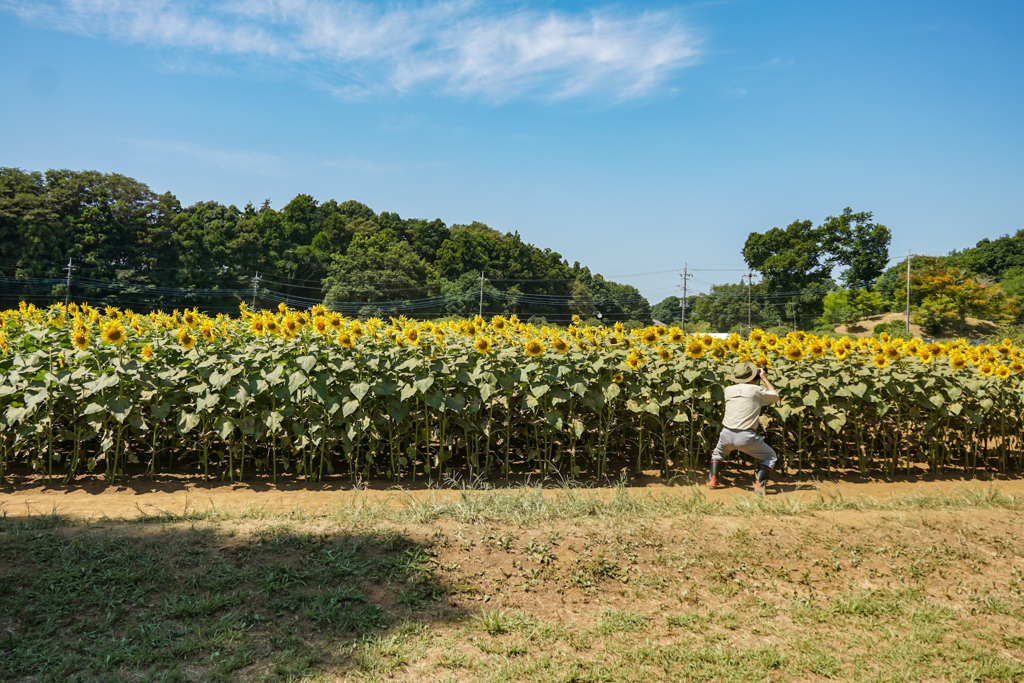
left=0, top=513, right=468, bottom=682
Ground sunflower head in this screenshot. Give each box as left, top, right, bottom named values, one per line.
left=72, top=331, right=89, bottom=351
left=337, top=331, right=354, bottom=348
left=785, top=344, right=803, bottom=362
left=182, top=309, right=197, bottom=327
left=101, top=321, right=126, bottom=346
left=613, top=373, right=624, bottom=384
left=918, top=350, right=933, bottom=364
left=873, top=354, right=887, bottom=369
left=979, top=362, right=995, bottom=377
left=250, top=317, right=266, bottom=334
left=625, top=350, right=643, bottom=370
left=614, top=322, right=624, bottom=334
left=884, top=345, right=901, bottom=361
left=656, top=347, right=671, bottom=361
left=178, top=327, right=195, bottom=350
left=405, top=326, right=420, bottom=344
left=311, top=304, right=326, bottom=318
left=950, top=354, right=967, bottom=370
left=808, top=342, right=825, bottom=358
left=878, top=331, right=890, bottom=342
left=686, top=339, right=705, bottom=358
left=474, top=336, right=492, bottom=354
left=278, top=302, right=289, bottom=314
left=1010, top=360, right=1024, bottom=373
left=996, top=365, right=1011, bottom=379
left=552, top=336, right=570, bottom=354
left=104, top=306, right=121, bottom=321
left=200, top=322, right=215, bottom=342
left=524, top=339, right=544, bottom=357
left=141, top=345, right=153, bottom=361
left=492, top=315, right=507, bottom=330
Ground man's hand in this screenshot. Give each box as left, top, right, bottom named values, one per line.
left=759, top=367, right=776, bottom=393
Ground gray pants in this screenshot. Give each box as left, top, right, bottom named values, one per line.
left=711, top=428, right=777, bottom=469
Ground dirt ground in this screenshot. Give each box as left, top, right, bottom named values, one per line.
left=2, top=467, right=1021, bottom=520
left=834, top=311, right=998, bottom=339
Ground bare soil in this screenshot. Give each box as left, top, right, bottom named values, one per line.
left=835, top=312, right=998, bottom=339
left=2, top=467, right=1022, bottom=520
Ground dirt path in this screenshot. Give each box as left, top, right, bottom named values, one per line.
left=2, top=470, right=1021, bottom=519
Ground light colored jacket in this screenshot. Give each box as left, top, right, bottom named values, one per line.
left=721, top=383, right=780, bottom=431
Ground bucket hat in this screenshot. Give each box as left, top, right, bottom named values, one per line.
left=731, top=361, right=758, bottom=383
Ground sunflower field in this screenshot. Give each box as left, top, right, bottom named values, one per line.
left=1, top=301, right=1023, bottom=484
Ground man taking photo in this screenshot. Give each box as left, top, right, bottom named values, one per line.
left=708, top=361, right=780, bottom=493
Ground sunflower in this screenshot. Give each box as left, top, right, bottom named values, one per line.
left=104, top=306, right=121, bottom=321
left=552, top=336, right=570, bottom=354
left=918, top=350, right=933, bottom=364
left=808, top=341, right=825, bottom=358
left=884, top=345, right=901, bottom=361
left=264, top=318, right=280, bottom=335
left=878, top=331, right=890, bottom=342
left=950, top=354, right=967, bottom=370
left=641, top=328, right=658, bottom=345
left=979, top=362, right=995, bottom=377
left=509, top=314, right=520, bottom=326
left=200, top=322, right=215, bottom=342
left=182, top=309, right=197, bottom=327
left=996, top=365, right=1011, bottom=379
left=141, top=345, right=153, bottom=361
left=327, top=313, right=343, bottom=330
left=405, top=326, right=420, bottom=344
left=474, top=336, right=492, bottom=354
left=313, top=317, right=329, bottom=335
left=784, top=344, right=803, bottom=361
left=613, top=373, right=624, bottom=384
left=1010, top=360, right=1024, bottom=374
left=250, top=317, right=266, bottom=334
left=336, top=331, right=354, bottom=348
left=668, top=328, right=684, bottom=344
left=835, top=350, right=849, bottom=362
left=726, top=335, right=741, bottom=351
left=282, top=317, right=300, bottom=339
left=686, top=339, right=705, bottom=358
left=625, top=350, right=643, bottom=370
left=311, top=304, right=326, bottom=318
left=756, top=355, right=770, bottom=368
left=656, top=347, right=671, bottom=361
left=278, top=302, right=289, bottom=314
left=614, top=321, right=624, bottom=334
left=750, top=329, right=763, bottom=342
left=765, top=333, right=779, bottom=347
left=524, top=339, right=545, bottom=357
left=873, top=354, right=887, bottom=369
left=178, top=327, right=196, bottom=350
left=710, top=344, right=726, bottom=360
left=492, top=315, right=507, bottom=331
left=572, top=314, right=581, bottom=326
left=72, top=331, right=89, bottom=351
left=101, top=321, right=126, bottom=346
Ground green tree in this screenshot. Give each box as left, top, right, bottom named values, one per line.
left=322, top=230, right=432, bottom=310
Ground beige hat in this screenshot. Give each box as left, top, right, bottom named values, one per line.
left=731, top=361, right=758, bottom=383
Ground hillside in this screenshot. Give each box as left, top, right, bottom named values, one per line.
left=0, top=167, right=649, bottom=323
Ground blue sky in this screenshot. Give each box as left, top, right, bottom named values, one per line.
left=1, top=0, right=1022, bottom=304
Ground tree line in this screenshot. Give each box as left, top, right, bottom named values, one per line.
left=0, top=168, right=649, bottom=322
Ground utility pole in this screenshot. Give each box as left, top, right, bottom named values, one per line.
left=905, top=250, right=912, bottom=335
left=478, top=271, right=486, bottom=318
left=680, top=264, right=691, bottom=335
left=251, top=271, right=261, bottom=309
left=63, top=258, right=74, bottom=307
left=747, top=269, right=753, bottom=334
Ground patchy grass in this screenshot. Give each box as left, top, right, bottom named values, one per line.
left=2, top=486, right=1024, bottom=681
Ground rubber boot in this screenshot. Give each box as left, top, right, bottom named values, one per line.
left=709, top=460, right=723, bottom=489
left=753, top=465, right=771, bottom=493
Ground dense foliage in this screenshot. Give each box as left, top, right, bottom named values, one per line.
left=2, top=301, right=1023, bottom=485
left=0, top=168, right=649, bottom=323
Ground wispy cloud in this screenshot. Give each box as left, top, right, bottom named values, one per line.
left=2, top=0, right=702, bottom=102
left=124, top=137, right=285, bottom=177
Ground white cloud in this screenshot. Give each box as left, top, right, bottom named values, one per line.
left=123, top=137, right=285, bottom=177
left=2, top=0, right=702, bottom=101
